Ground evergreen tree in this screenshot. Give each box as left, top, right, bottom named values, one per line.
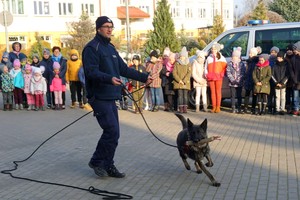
left=29, top=32, right=51, bottom=62
left=211, top=15, right=225, bottom=40
left=145, top=0, right=180, bottom=56
left=251, top=0, right=268, bottom=20
left=269, top=0, right=300, bottom=22
left=65, top=13, right=95, bottom=56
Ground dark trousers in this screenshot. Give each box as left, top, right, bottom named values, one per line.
left=177, top=89, right=188, bottom=105
left=245, top=89, right=257, bottom=110
left=230, top=86, right=242, bottom=108
left=89, top=99, right=119, bottom=169
left=70, top=81, right=82, bottom=103
left=13, top=87, right=23, bottom=104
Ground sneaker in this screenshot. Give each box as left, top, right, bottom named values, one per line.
left=19, top=104, right=24, bottom=110
left=88, top=162, right=108, bottom=177
left=47, top=104, right=51, bottom=109
left=106, top=165, right=126, bottom=178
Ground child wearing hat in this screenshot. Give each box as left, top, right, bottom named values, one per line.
left=1, top=52, right=13, bottom=71
left=252, top=54, right=272, bottom=115
left=271, top=51, right=289, bottom=115
left=173, top=47, right=192, bottom=113
left=9, top=59, right=24, bottom=110
left=23, top=64, right=35, bottom=110
left=244, top=46, right=261, bottom=114
left=226, top=47, right=246, bottom=113
left=0, top=65, right=14, bottom=111
left=50, top=62, right=66, bottom=110
left=145, top=50, right=163, bottom=112
left=205, top=42, right=227, bottom=113
left=192, top=50, right=207, bottom=112
left=30, top=68, right=47, bottom=111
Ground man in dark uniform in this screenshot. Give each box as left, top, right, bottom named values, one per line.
left=82, top=16, right=154, bottom=178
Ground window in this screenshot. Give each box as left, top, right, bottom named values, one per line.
left=198, top=8, right=206, bottom=18
left=81, top=3, right=94, bottom=16
left=139, top=5, right=149, bottom=14
left=185, top=8, right=193, bottom=18
left=34, top=1, right=50, bottom=15
left=255, top=28, right=300, bottom=54
left=216, top=31, right=249, bottom=58
left=120, top=0, right=130, bottom=5
left=6, top=0, right=24, bottom=14
left=223, top=9, right=230, bottom=19
left=59, top=3, right=73, bottom=15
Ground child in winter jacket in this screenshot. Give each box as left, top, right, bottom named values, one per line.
left=50, top=62, right=66, bottom=110
left=271, top=51, right=289, bottom=115
left=10, top=59, right=24, bottom=110
left=0, top=65, right=14, bottom=111
left=66, top=49, right=83, bottom=108
left=192, top=50, right=207, bottom=112
left=226, top=47, right=246, bottom=113
left=30, top=68, right=47, bottom=111
left=253, top=54, right=272, bottom=115
left=23, top=64, right=35, bottom=110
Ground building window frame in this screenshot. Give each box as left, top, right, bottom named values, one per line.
left=33, top=0, right=50, bottom=15
left=58, top=2, right=73, bottom=15
left=5, top=0, right=24, bottom=15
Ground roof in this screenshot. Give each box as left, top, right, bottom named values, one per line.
left=117, top=6, right=150, bottom=19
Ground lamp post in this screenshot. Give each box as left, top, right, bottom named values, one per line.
left=1, top=0, right=9, bottom=52
left=125, top=0, right=131, bottom=58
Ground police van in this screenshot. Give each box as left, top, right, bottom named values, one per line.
left=189, top=20, right=300, bottom=107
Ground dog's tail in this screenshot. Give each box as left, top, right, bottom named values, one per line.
left=175, top=113, right=188, bottom=129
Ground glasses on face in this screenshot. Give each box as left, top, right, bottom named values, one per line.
left=101, top=26, right=114, bottom=30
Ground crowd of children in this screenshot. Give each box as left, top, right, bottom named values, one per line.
left=0, top=42, right=90, bottom=112
left=1, top=41, right=300, bottom=116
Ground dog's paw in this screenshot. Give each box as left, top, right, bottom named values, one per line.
left=212, top=182, right=221, bottom=187
left=196, top=170, right=202, bottom=174
left=185, top=166, right=191, bottom=170
left=205, top=162, right=214, bottom=167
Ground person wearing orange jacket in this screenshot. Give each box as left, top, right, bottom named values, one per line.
left=205, top=43, right=227, bottom=113
left=66, top=49, right=83, bottom=108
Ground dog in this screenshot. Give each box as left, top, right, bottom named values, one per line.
left=175, top=113, right=221, bottom=187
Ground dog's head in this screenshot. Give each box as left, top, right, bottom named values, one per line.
left=187, top=118, right=208, bottom=143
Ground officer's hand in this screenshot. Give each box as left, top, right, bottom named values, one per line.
left=112, top=77, right=122, bottom=86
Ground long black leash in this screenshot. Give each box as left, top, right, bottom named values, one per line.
left=1, top=82, right=176, bottom=199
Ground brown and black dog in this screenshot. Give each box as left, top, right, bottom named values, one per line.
left=175, top=113, right=221, bottom=187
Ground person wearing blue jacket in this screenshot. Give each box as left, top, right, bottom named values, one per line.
left=82, top=16, right=154, bottom=178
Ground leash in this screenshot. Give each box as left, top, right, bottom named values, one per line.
left=1, top=111, right=132, bottom=200
left=121, top=82, right=177, bottom=148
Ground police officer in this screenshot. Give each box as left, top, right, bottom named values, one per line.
left=82, top=16, right=154, bottom=178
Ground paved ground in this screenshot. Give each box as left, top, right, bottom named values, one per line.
left=0, top=100, right=299, bottom=200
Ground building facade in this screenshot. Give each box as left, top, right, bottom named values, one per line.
left=0, top=0, right=233, bottom=52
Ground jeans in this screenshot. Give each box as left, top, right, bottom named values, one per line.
left=150, top=87, right=161, bottom=106
left=230, top=86, right=242, bottom=108
left=89, top=99, right=119, bottom=169
left=293, top=89, right=300, bottom=111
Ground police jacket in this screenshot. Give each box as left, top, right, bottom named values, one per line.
left=82, top=33, right=148, bottom=100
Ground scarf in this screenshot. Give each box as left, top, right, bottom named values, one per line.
left=256, top=60, right=269, bottom=68
left=52, top=53, right=62, bottom=63
left=165, top=61, right=174, bottom=76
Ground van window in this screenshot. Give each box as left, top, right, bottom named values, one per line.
left=255, top=28, right=300, bottom=53
left=217, top=31, right=249, bottom=58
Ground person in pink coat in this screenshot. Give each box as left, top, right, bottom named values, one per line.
left=23, top=64, right=35, bottom=110
left=50, top=62, right=66, bottom=110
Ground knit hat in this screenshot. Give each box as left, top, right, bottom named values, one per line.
left=179, top=46, right=188, bottom=58
left=293, top=41, right=300, bottom=51
left=259, top=54, right=269, bottom=61
left=196, top=50, right=206, bottom=59
left=19, top=54, right=27, bottom=62
left=132, top=55, right=140, bottom=61
left=149, top=50, right=159, bottom=58
left=250, top=46, right=262, bottom=56
left=95, top=16, right=114, bottom=30
left=270, top=46, right=279, bottom=53
left=2, top=52, right=9, bottom=58
left=169, top=52, right=176, bottom=60
left=34, top=68, right=42, bottom=75
left=211, top=42, right=224, bottom=52
left=163, top=47, right=171, bottom=57
left=25, top=64, right=32, bottom=71
left=286, top=44, right=294, bottom=51
left=43, top=48, right=50, bottom=55
left=232, top=47, right=242, bottom=58
left=277, top=51, right=285, bottom=58
left=40, top=66, right=45, bottom=74
left=32, top=53, right=39, bottom=60
left=13, top=59, right=21, bottom=68
left=53, top=62, right=60, bottom=70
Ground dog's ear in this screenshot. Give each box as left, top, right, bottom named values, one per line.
left=187, top=118, right=194, bottom=127
left=200, top=118, right=207, bottom=131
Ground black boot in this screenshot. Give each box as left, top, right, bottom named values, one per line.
left=262, top=103, right=267, bottom=115
left=258, top=103, right=262, bottom=115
